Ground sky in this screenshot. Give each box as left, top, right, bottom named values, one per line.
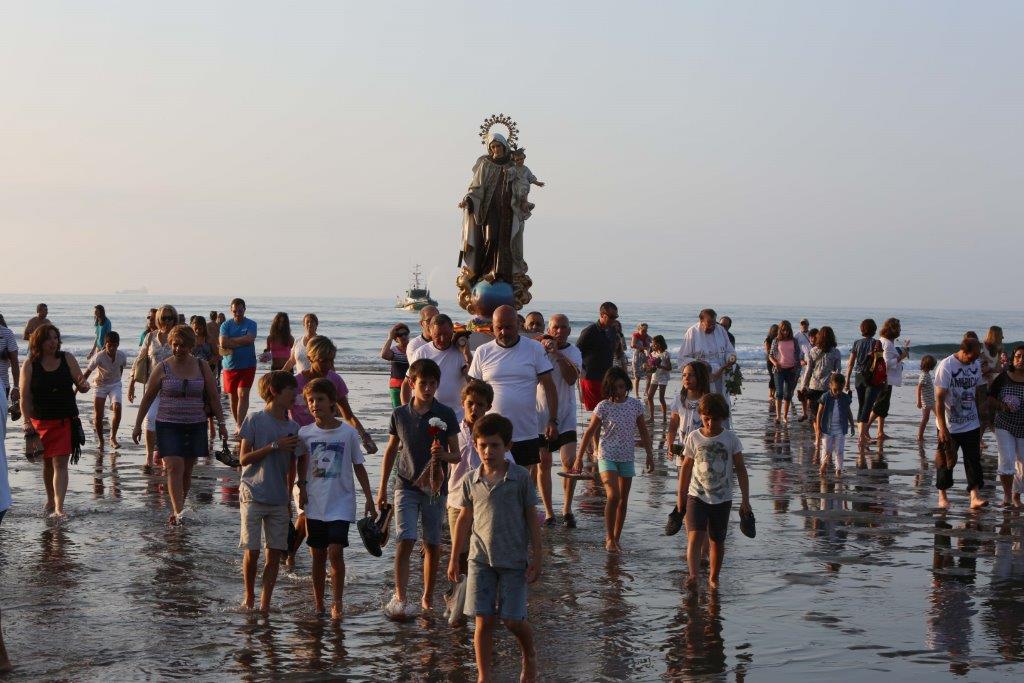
left=1, top=2, right=1021, bottom=309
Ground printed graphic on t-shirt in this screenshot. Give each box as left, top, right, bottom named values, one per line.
left=311, top=441, right=346, bottom=479
left=946, top=365, right=979, bottom=427
left=692, top=439, right=731, bottom=501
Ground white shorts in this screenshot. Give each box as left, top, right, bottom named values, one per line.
left=144, top=396, right=160, bottom=431
left=95, top=382, right=123, bottom=405
left=994, top=428, right=1024, bottom=476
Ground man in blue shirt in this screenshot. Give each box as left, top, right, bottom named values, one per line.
left=220, top=297, right=258, bottom=433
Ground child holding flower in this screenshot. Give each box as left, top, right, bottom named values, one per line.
left=377, top=358, right=460, bottom=620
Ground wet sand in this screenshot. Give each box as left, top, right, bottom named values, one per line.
left=2, top=374, right=1024, bottom=681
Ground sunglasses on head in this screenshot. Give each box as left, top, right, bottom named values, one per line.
left=160, top=315, right=175, bottom=322
left=396, top=330, right=409, bottom=337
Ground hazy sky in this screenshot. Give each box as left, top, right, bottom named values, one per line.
left=2, top=2, right=1021, bottom=309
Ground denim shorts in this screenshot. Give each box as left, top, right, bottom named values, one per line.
left=154, top=421, right=208, bottom=459
left=598, top=458, right=636, bottom=477
left=395, top=486, right=445, bottom=546
left=465, top=561, right=528, bottom=621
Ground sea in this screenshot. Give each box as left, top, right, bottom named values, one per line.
left=1, top=292, right=1023, bottom=682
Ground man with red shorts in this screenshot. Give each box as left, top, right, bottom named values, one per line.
left=575, top=302, right=618, bottom=411
left=220, top=298, right=258, bottom=434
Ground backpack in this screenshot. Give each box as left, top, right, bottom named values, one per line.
left=866, top=354, right=887, bottom=387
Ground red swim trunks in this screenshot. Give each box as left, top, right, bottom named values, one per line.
left=579, top=378, right=603, bottom=411
left=223, top=367, right=257, bottom=393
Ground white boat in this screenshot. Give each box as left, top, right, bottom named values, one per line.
left=395, top=265, right=437, bottom=311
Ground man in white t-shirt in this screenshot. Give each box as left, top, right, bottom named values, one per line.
left=794, top=320, right=812, bottom=420
left=934, top=336, right=987, bottom=510
left=405, top=305, right=439, bottom=358
left=535, top=314, right=583, bottom=527
left=677, top=308, right=737, bottom=399
left=403, top=313, right=470, bottom=420
left=468, top=306, right=558, bottom=475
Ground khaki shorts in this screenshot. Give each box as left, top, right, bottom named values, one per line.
left=448, top=506, right=468, bottom=555
left=239, top=495, right=289, bottom=552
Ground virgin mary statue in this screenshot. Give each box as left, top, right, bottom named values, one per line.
left=457, top=118, right=533, bottom=315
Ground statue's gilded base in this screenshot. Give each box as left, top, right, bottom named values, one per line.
left=456, top=267, right=532, bottom=318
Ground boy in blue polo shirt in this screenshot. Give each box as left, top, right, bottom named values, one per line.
left=377, top=358, right=460, bottom=620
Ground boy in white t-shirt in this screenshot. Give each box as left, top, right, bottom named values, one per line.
left=678, top=393, right=751, bottom=591
left=536, top=314, right=583, bottom=526
left=297, top=377, right=375, bottom=620
left=82, top=331, right=127, bottom=450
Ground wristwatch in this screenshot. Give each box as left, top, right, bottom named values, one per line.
left=271, top=440, right=279, bottom=451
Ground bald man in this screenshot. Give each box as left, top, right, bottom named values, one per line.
left=469, top=306, right=558, bottom=473
left=406, top=305, right=439, bottom=357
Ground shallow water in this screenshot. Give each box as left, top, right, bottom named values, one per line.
left=3, top=367, right=1024, bottom=682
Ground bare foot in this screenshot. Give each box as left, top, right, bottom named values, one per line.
left=314, top=603, right=325, bottom=617
left=970, top=496, right=989, bottom=510
left=605, top=539, right=619, bottom=553
left=937, top=494, right=950, bottom=510
left=520, top=651, right=538, bottom=683
left=44, top=501, right=55, bottom=515
left=1001, top=498, right=1013, bottom=508
left=97, top=438, right=105, bottom=453
left=708, top=576, right=720, bottom=590
left=684, top=575, right=698, bottom=591
left=331, top=602, right=343, bottom=621
left=110, top=436, right=120, bottom=449
left=240, top=599, right=255, bottom=611
left=1015, top=496, right=1023, bottom=509
left=168, top=513, right=180, bottom=526
left=819, top=465, right=827, bottom=477
left=877, top=432, right=890, bottom=441
left=420, top=598, right=432, bottom=612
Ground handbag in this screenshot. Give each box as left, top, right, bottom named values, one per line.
left=132, top=333, right=152, bottom=385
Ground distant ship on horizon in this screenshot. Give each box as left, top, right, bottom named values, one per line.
left=115, top=286, right=149, bottom=295
left=395, top=265, right=437, bottom=311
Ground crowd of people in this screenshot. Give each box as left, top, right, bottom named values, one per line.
left=0, top=299, right=1021, bottom=681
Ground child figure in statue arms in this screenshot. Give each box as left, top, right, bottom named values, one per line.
left=511, top=147, right=543, bottom=272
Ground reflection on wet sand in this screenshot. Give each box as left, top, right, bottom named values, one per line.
left=3, top=374, right=1024, bottom=680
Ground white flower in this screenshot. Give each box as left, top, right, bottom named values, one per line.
left=428, top=417, right=446, bottom=430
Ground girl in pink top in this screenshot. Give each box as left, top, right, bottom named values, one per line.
left=769, top=320, right=803, bottom=423
left=263, top=312, right=295, bottom=371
